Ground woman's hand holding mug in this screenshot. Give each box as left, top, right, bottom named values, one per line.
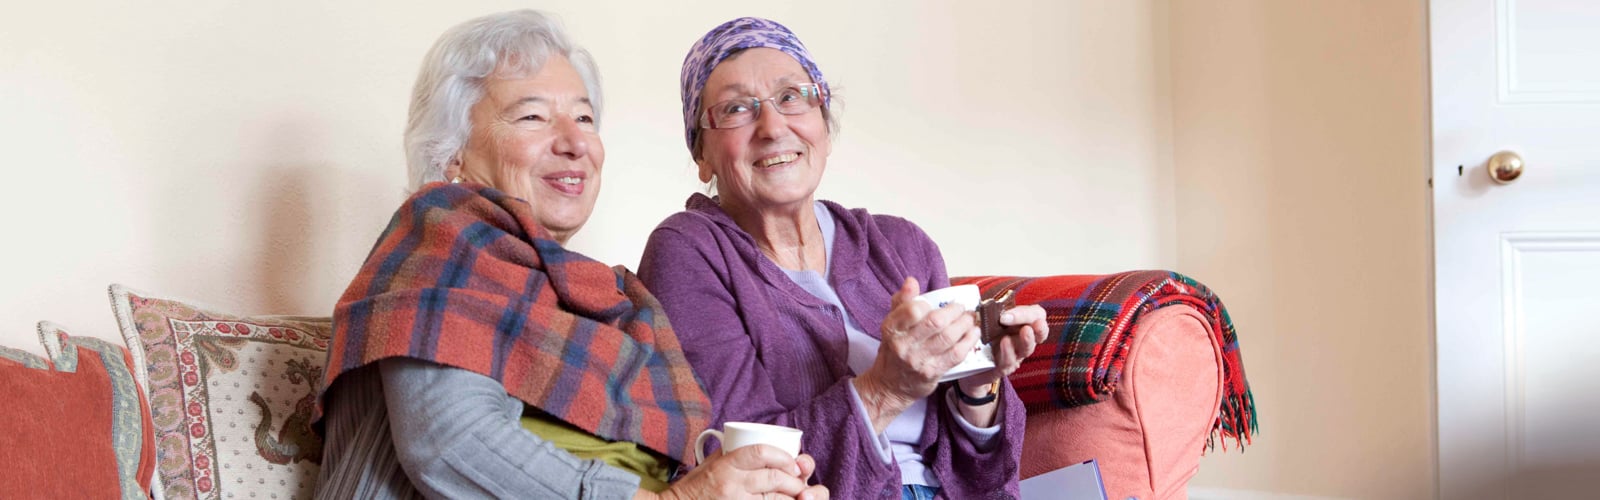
left=656, top=422, right=824, bottom=500
left=852, top=277, right=982, bottom=432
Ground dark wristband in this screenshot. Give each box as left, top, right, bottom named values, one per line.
left=956, top=381, right=999, bottom=406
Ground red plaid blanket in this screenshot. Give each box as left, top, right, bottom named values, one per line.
left=317, top=183, right=711, bottom=461
left=955, top=271, right=1256, bottom=451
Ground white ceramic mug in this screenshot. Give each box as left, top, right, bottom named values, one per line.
left=916, top=285, right=998, bottom=382
left=914, top=284, right=982, bottom=311
left=694, top=422, right=803, bottom=463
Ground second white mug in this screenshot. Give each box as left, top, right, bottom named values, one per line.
left=693, top=421, right=803, bottom=464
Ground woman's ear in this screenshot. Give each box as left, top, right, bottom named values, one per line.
left=696, top=159, right=714, bottom=184
left=444, top=156, right=464, bottom=182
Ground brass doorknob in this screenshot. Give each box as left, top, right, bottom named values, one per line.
left=1487, top=151, right=1524, bottom=184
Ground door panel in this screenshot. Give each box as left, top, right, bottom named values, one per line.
left=1497, top=0, right=1600, bottom=103
left=1504, top=234, right=1600, bottom=467
left=1433, top=0, right=1600, bottom=498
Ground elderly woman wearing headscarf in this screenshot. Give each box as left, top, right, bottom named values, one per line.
left=313, top=11, right=827, bottom=500
left=638, top=18, right=1050, bottom=500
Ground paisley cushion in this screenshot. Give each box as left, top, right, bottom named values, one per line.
left=112, top=285, right=331, bottom=500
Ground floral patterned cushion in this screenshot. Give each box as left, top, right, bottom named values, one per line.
left=0, top=322, right=155, bottom=499
left=112, top=285, right=331, bottom=500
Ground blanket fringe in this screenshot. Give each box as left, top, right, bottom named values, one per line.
left=1206, top=390, right=1258, bottom=453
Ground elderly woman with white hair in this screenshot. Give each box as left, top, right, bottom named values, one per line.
left=312, top=10, right=827, bottom=500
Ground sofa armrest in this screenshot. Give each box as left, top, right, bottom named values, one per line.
left=1021, top=305, right=1221, bottom=500
left=954, top=272, right=1248, bottom=500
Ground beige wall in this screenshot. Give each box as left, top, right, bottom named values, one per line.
left=2, top=0, right=1439, bottom=497
left=1172, top=1, right=1434, bottom=499
left=0, top=2, right=1174, bottom=349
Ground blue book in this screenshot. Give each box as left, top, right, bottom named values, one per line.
left=1019, top=459, right=1108, bottom=500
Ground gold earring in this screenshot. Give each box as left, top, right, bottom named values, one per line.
left=451, top=176, right=463, bottom=184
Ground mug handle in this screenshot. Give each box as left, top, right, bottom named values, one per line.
left=693, top=428, right=723, bottom=464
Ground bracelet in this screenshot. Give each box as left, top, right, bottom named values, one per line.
left=956, top=380, right=999, bottom=406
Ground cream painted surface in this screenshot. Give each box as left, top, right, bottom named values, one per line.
left=0, top=2, right=1174, bottom=353
left=1432, top=0, right=1600, bottom=497
left=1171, top=1, right=1434, bottom=499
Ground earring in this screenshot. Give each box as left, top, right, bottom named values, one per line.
left=451, top=176, right=463, bottom=184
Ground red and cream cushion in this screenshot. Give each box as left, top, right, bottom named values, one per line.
left=0, top=321, right=156, bottom=499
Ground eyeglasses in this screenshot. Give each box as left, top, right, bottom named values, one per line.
left=698, top=83, right=825, bottom=130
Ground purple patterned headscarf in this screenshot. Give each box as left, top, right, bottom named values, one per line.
left=680, top=17, right=830, bottom=153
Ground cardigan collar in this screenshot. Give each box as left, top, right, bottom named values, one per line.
left=683, top=193, right=869, bottom=303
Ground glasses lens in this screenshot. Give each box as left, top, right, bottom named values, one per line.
left=701, top=85, right=823, bottom=129
left=774, top=86, right=819, bottom=115
left=707, top=98, right=757, bottom=129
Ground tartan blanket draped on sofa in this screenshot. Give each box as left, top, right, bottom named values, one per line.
left=954, top=270, right=1257, bottom=450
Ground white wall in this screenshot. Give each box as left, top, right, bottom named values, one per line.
left=1171, top=1, right=1434, bottom=499
left=0, top=1, right=1176, bottom=353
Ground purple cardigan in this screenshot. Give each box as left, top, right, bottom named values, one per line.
left=638, top=194, right=1023, bottom=499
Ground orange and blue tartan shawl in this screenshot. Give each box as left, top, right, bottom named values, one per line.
left=957, top=271, right=1257, bottom=451
left=316, top=182, right=711, bottom=461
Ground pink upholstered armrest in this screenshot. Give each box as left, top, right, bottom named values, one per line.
left=1021, top=305, right=1221, bottom=500
left=951, top=273, right=1236, bottom=500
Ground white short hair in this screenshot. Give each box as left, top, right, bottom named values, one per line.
left=404, top=10, right=603, bottom=191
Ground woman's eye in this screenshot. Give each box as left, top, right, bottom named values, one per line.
left=721, top=102, right=750, bottom=115
left=575, top=114, right=595, bottom=124
left=778, top=90, right=802, bottom=102
left=519, top=114, right=546, bottom=122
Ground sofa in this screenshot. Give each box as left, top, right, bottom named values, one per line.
left=0, top=271, right=1250, bottom=500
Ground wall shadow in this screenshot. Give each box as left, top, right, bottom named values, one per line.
left=255, top=161, right=321, bottom=315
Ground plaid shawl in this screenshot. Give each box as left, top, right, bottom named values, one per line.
left=955, top=271, right=1257, bottom=451
left=317, top=182, right=711, bottom=461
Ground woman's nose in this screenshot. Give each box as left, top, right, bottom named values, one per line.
left=752, top=98, right=788, bottom=139
left=551, top=117, right=589, bottom=159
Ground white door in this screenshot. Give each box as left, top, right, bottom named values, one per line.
left=1432, top=0, right=1600, bottom=498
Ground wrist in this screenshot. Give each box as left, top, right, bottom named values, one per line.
left=957, top=374, right=997, bottom=395
left=853, top=373, right=914, bottom=419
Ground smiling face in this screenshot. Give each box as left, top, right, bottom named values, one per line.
left=695, top=48, right=831, bottom=216
left=451, top=55, right=604, bottom=244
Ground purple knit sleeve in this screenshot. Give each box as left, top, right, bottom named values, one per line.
left=638, top=224, right=902, bottom=500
